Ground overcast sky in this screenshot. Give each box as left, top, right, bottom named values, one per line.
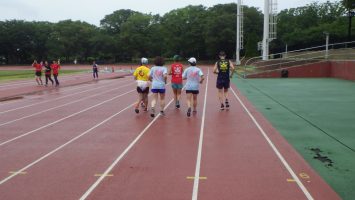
left=0, top=0, right=336, bottom=26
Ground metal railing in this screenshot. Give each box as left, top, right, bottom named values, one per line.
left=239, top=41, right=355, bottom=78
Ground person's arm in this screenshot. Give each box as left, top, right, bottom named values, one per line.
left=199, top=69, right=204, bottom=84
left=168, top=66, right=172, bottom=75
left=213, top=62, right=218, bottom=74
left=182, top=69, right=187, bottom=80
left=133, top=69, right=137, bottom=80
left=229, top=60, right=235, bottom=78
left=199, top=75, right=205, bottom=84
left=148, top=69, right=153, bottom=81
left=164, top=67, right=168, bottom=84
left=164, top=74, right=167, bottom=84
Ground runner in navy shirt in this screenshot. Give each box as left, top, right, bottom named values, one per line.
left=213, top=51, right=235, bottom=110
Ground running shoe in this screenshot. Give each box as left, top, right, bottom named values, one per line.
left=187, top=107, right=191, bottom=117
left=160, top=111, right=165, bottom=116
left=220, top=103, right=225, bottom=110
left=176, top=101, right=180, bottom=109
left=225, top=99, right=230, bottom=109
left=135, top=108, right=139, bottom=114
left=150, top=108, right=155, bottom=118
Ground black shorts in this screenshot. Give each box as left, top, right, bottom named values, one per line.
left=137, top=87, right=149, bottom=94
left=35, top=71, right=42, bottom=77
left=186, top=90, right=199, bottom=94
left=216, top=79, right=230, bottom=89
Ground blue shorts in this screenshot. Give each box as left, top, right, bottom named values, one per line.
left=151, top=89, right=166, bottom=93
left=172, top=83, right=183, bottom=89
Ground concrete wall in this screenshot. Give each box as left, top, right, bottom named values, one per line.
left=247, top=61, right=355, bottom=81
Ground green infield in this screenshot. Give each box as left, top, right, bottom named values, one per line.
left=232, top=77, right=355, bottom=200
left=0, top=70, right=88, bottom=83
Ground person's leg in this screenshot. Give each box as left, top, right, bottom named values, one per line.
left=45, top=75, right=48, bottom=85
left=224, top=88, right=230, bottom=108
left=35, top=76, right=40, bottom=85
left=49, top=75, right=54, bottom=85
left=135, top=90, right=143, bottom=113
left=93, top=70, right=95, bottom=78
left=143, top=93, right=148, bottom=111
left=159, top=92, right=166, bottom=114
left=54, top=74, right=59, bottom=86
left=39, top=75, right=43, bottom=85
left=150, top=92, right=158, bottom=117
left=176, top=88, right=182, bottom=108
left=193, top=93, right=198, bottom=112
left=95, top=70, right=98, bottom=79
left=186, top=92, right=192, bottom=117
left=218, top=88, right=225, bottom=110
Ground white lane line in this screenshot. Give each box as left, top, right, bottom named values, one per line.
left=191, top=69, right=209, bottom=200
left=79, top=98, right=175, bottom=200
left=230, top=87, right=314, bottom=200
left=0, top=82, right=135, bottom=127
left=0, top=89, right=135, bottom=147
left=0, top=78, right=131, bottom=114
left=0, top=96, right=138, bottom=185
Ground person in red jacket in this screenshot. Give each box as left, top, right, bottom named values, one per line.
left=32, top=60, right=43, bottom=85
left=169, top=55, right=184, bottom=108
left=51, top=60, right=61, bottom=87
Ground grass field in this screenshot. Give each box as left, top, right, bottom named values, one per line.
left=0, top=70, right=88, bottom=83
left=233, top=77, right=355, bottom=199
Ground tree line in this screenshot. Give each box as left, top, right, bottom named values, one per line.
left=0, top=1, right=353, bottom=65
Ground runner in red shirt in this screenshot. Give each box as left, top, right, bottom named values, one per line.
left=50, top=60, right=61, bottom=87
left=169, top=55, right=184, bottom=109
left=32, top=60, right=43, bottom=85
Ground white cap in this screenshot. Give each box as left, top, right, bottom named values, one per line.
left=141, top=57, right=148, bottom=64
left=188, top=57, right=196, bottom=64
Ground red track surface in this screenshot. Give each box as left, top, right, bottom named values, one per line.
left=0, top=67, right=340, bottom=199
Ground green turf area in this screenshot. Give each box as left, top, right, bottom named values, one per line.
left=0, top=70, right=88, bottom=83
left=232, top=77, right=355, bottom=200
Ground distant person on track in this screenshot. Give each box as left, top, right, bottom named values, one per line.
left=133, top=57, right=150, bottom=114
left=32, top=60, right=43, bottom=85
left=92, top=61, right=99, bottom=79
left=169, top=55, right=184, bottom=109
left=213, top=51, right=235, bottom=110
left=51, top=60, right=61, bottom=87
left=43, top=61, right=54, bottom=86
left=149, top=56, right=168, bottom=117
left=182, top=57, right=204, bottom=117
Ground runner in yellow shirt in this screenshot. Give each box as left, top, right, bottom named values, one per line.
left=133, top=57, right=150, bottom=114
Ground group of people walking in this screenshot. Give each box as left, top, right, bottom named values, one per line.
left=32, top=60, right=61, bottom=86
left=133, top=51, right=235, bottom=117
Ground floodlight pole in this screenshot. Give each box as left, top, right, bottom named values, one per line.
left=236, top=0, right=242, bottom=65
left=262, top=0, right=270, bottom=60
left=324, top=32, right=329, bottom=59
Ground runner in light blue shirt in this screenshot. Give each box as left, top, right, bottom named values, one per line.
left=182, top=57, right=204, bottom=117
left=148, top=56, right=168, bottom=117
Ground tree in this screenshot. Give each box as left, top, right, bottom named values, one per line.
left=342, top=0, right=355, bottom=40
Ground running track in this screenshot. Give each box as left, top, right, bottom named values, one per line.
left=0, top=67, right=340, bottom=199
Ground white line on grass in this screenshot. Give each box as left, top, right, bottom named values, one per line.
left=79, top=98, right=175, bottom=200
left=0, top=98, right=138, bottom=185
left=0, top=82, right=135, bottom=127
left=0, top=89, right=135, bottom=147
left=191, top=68, right=209, bottom=200
left=230, top=87, right=314, bottom=200
left=0, top=78, right=131, bottom=114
